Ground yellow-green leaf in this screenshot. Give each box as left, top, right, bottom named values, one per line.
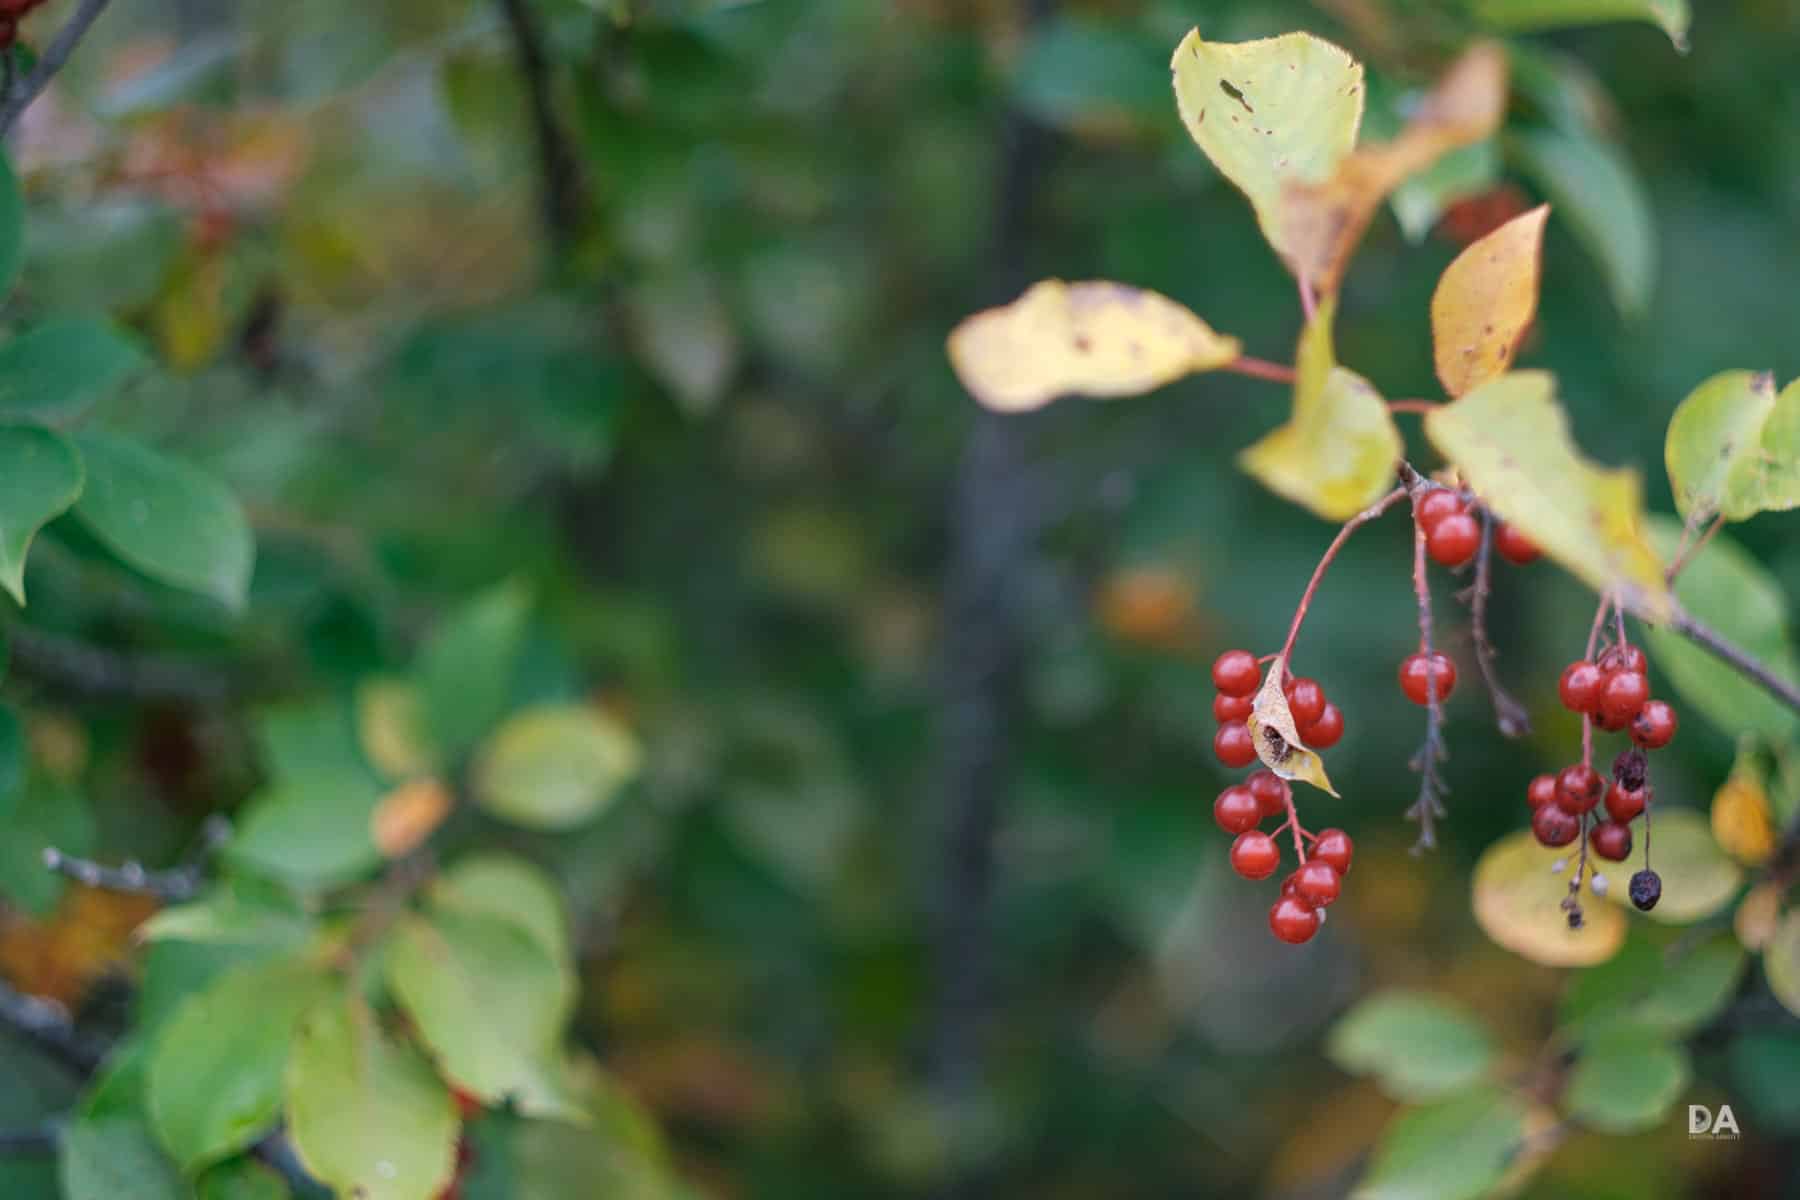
left=473, top=704, right=640, bottom=832
left=1246, top=669, right=1338, bottom=796
left=1472, top=830, right=1625, bottom=967
left=1239, top=297, right=1401, bottom=520
left=1598, top=807, right=1741, bottom=924
left=1170, top=29, right=1363, bottom=263
left=1664, top=371, right=1800, bottom=523
left=1430, top=206, right=1549, bottom=397
left=946, top=280, right=1240, bottom=413
left=1423, top=371, right=1671, bottom=619
left=1473, top=0, right=1690, bottom=52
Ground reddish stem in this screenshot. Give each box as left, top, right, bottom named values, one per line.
left=1276, top=487, right=1410, bottom=669
left=1387, top=399, right=1439, bottom=415
left=1665, top=512, right=1724, bottom=582
left=1580, top=592, right=1612, bottom=769
left=1298, top=278, right=1318, bottom=323
left=1224, top=356, right=1298, bottom=384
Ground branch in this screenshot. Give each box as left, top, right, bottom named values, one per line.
left=1405, top=486, right=1449, bottom=853
left=0, top=0, right=114, bottom=136
left=1222, top=356, right=1296, bottom=385
left=1458, top=511, right=1531, bottom=738
left=0, top=1122, right=58, bottom=1156
left=0, top=979, right=107, bottom=1076
left=43, top=815, right=230, bottom=902
left=496, top=0, right=585, bottom=251
left=8, top=627, right=239, bottom=705
left=1670, top=606, right=1800, bottom=715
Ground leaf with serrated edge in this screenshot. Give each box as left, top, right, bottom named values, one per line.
left=1430, top=206, right=1548, bottom=396
left=1239, top=296, right=1401, bottom=520
left=1424, top=371, right=1671, bottom=619
left=1665, top=371, right=1800, bottom=522
left=1171, top=29, right=1363, bottom=263
left=1281, top=43, right=1508, bottom=295
left=947, top=280, right=1240, bottom=413
left=1247, top=669, right=1338, bottom=796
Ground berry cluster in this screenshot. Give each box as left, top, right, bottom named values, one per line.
left=1211, top=650, right=1352, bottom=944
left=1417, top=489, right=1539, bottom=570
left=0, top=0, right=45, bottom=50
left=1530, top=640, right=1677, bottom=913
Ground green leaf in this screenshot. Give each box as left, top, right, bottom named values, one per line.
left=1598, top=807, right=1742, bottom=924
left=415, top=578, right=532, bottom=757
left=1473, top=0, right=1690, bottom=51
left=0, top=318, right=148, bottom=420
left=1424, top=372, right=1671, bottom=619
left=1014, top=18, right=1168, bottom=134
left=139, top=875, right=313, bottom=954
left=286, top=993, right=458, bottom=1200
left=1391, top=139, right=1501, bottom=242
left=72, top=432, right=254, bottom=610
left=0, top=773, right=94, bottom=916
left=1170, top=29, right=1364, bottom=263
left=147, top=954, right=333, bottom=1171
left=0, top=149, right=22, bottom=298
left=60, top=1116, right=185, bottom=1200
left=227, top=770, right=384, bottom=890
left=472, top=704, right=640, bottom=832
left=198, top=1158, right=293, bottom=1200
left=1508, top=127, right=1655, bottom=317
left=258, top=699, right=372, bottom=783
left=1642, top=516, right=1799, bottom=739
left=0, top=424, right=83, bottom=604
left=1767, top=909, right=1800, bottom=1020
left=430, top=853, right=570, bottom=970
left=385, top=909, right=580, bottom=1119
left=1563, top=1028, right=1689, bottom=1132
left=1353, top=1085, right=1528, bottom=1200
left=1559, top=928, right=1744, bottom=1040
left=1664, top=371, right=1800, bottom=522
left=1327, top=990, right=1496, bottom=1101
left=1729, top=1032, right=1800, bottom=1130
left=1238, top=297, right=1401, bottom=520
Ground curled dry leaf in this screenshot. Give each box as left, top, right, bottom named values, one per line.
left=1247, top=669, right=1339, bottom=796
left=946, top=280, right=1240, bottom=412
left=1281, top=43, right=1510, bottom=296
left=371, top=777, right=454, bottom=859
left=1430, top=205, right=1549, bottom=397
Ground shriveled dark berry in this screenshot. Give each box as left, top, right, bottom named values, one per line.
left=1629, top=868, right=1662, bottom=912
left=1612, top=747, right=1648, bottom=792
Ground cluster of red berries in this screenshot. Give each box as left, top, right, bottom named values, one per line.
left=0, top=0, right=46, bottom=50
left=1528, top=642, right=1676, bottom=911
left=1211, top=650, right=1352, bottom=944
left=1210, top=649, right=1342, bottom=765
left=1416, top=489, right=1539, bottom=570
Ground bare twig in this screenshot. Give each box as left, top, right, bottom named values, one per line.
left=496, top=0, right=586, bottom=251
left=0, top=980, right=107, bottom=1076
left=42, top=816, right=230, bottom=903
left=1669, top=607, right=1800, bottom=715
left=0, top=0, right=115, bottom=135
left=1459, top=511, right=1531, bottom=738
left=1405, top=484, right=1449, bottom=853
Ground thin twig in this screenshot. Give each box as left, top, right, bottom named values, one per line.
left=1405, top=486, right=1449, bottom=853
left=1665, top=512, right=1724, bottom=583
left=1580, top=592, right=1612, bottom=769
left=42, top=815, right=230, bottom=903
left=1222, top=356, right=1297, bottom=385
left=1459, top=511, right=1531, bottom=738
left=1276, top=486, right=1411, bottom=668
left=1669, top=607, right=1800, bottom=715
left=0, top=980, right=107, bottom=1076
left=1387, top=399, right=1439, bottom=415
left=0, top=0, right=115, bottom=135
left=496, top=0, right=586, bottom=251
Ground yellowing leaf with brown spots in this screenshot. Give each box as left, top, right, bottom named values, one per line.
left=947, top=280, right=1241, bottom=412
left=1712, top=768, right=1776, bottom=867
left=1424, top=371, right=1673, bottom=620
left=1171, top=29, right=1364, bottom=262
left=1281, top=43, right=1509, bottom=295
left=1471, top=831, right=1624, bottom=967
left=1247, top=670, right=1339, bottom=796
left=1238, top=297, right=1402, bottom=520
left=371, top=777, right=453, bottom=859
left=1430, top=205, right=1549, bottom=396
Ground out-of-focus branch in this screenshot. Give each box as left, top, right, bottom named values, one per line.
left=497, top=0, right=586, bottom=251
left=8, top=627, right=239, bottom=705
left=1459, top=511, right=1531, bottom=738
left=43, top=815, right=231, bottom=902
left=0, top=979, right=107, bottom=1075
left=0, top=0, right=115, bottom=135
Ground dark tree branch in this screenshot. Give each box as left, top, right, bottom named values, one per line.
left=1669, top=607, right=1800, bottom=715
left=0, top=1122, right=58, bottom=1156
left=8, top=627, right=239, bottom=705
left=0, top=0, right=115, bottom=135
left=43, top=815, right=231, bottom=902
left=0, top=979, right=107, bottom=1076
left=497, top=0, right=586, bottom=251
left=1459, top=512, right=1531, bottom=738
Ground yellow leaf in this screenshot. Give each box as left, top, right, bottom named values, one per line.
left=1430, top=205, right=1549, bottom=396
left=356, top=678, right=437, bottom=782
left=1238, top=297, right=1402, bottom=520
left=370, top=777, right=454, bottom=860
left=1171, top=29, right=1364, bottom=263
left=1712, top=768, right=1776, bottom=867
left=946, top=280, right=1240, bottom=412
left=1246, top=669, right=1339, bottom=796
left=1471, top=830, right=1625, bottom=967
left=1281, top=43, right=1509, bottom=295
left=1423, top=372, right=1673, bottom=620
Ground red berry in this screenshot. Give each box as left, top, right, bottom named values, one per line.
left=1599, top=644, right=1648, bottom=675
left=1214, top=721, right=1257, bottom=769
left=1526, top=773, right=1557, bottom=809
left=1630, top=699, right=1677, bottom=750
left=1285, top=677, right=1326, bottom=727
left=1590, top=820, right=1632, bottom=862
left=1294, top=860, right=1341, bottom=907
left=1558, top=661, right=1605, bottom=714
left=1247, top=769, right=1289, bottom=818
left=1311, top=829, right=1353, bottom=874
left=1598, top=670, right=1650, bottom=727
left=1604, top=780, right=1647, bottom=823
left=1556, top=764, right=1603, bottom=814
left=1269, top=895, right=1320, bottom=944
left=1213, top=691, right=1253, bottom=723
left=1279, top=870, right=1301, bottom=898
left=1416, top=489, right=1464, bottom=534
left=1230, top=831, right=1280, bottom=880
left=1301, top=702, right=1344, bottom=749
left=1214, top=785, right=1261, bottom=834
left=1494, top=522, right=1540, bottom=565
left=1427, top=512, right=1481, bottom=568
left=1212, top=650, right=1261, bottom=698
left=1398, top=652, right=1457, bottom=706
left=1531, top=803, right=1580, bottom=847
